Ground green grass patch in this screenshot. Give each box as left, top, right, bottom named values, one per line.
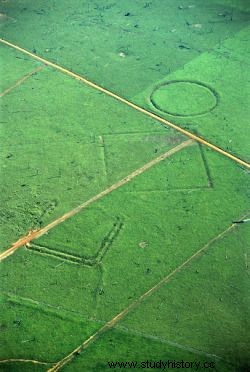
left=0, top=0, right=249, bottom=369
left=121, top=223, right=250, bottom=369
left=0, top=0, right=248, bottom=98
left=63, top=327, right=230, bottom=372
left=137, top=26, right=250, bottom=160
left=0, top=44, right=42, bottom=93
left=1, top=62, right=182, bottom=251
left=0, top=293, right=101, bottom=364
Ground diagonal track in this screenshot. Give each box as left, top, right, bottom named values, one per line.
left=48, top=220, right=243, bottom=371
left=0, top=140, right=193, bottom=261
left=1, top=35, right=249, bottom=371
left=0, top=38, right=249, bottom=169
left=0, top=358, right=50, bottom=366
left=0, top=66, right=44, bottom=97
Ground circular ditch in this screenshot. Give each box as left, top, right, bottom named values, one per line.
left=150, top=80, right=218, bottom=117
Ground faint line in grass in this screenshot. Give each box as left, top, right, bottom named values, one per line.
left=0, top=66, right=44, bottom=98
left=0, top=358, right=52, bottom=366
left=98, top=135, right=108, bottom=179
left=0, top=291, right=221, bottom=361
left=117, top=326, right=222, bottom=361
left=48, top=217, right=247, bottom=371
left=120, top=142, right=213, bottom=193
left=26, top=217, right=123, bottom=306
left=26, top=216, right=123, bottom=266
left=0, top=140, right=193, bottom=262
left=0, top=38, right=249, bottom=169
left=2, top=292, right=105, bottom=325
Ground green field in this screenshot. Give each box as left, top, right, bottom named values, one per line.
left=0, top=1, right=249, bottom=371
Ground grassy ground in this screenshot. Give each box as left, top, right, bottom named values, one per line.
left=0, top=1, right=249, bottom=371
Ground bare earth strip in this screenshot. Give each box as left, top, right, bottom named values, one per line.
left=0, top=66, right=44, bottom=97
left=0, top=139, right=194, bottom=261
left=0, top=358, right=50, bottom=366
left=0, top=38, right=249, bottom=169
left=1, top=292, right=222, bottom=361
left=48, top=220, right=244, bottom=371
left=0, top=37, right=248, bottom=371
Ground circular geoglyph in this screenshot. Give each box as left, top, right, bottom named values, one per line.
left=150, top=80, right=218, bottom=117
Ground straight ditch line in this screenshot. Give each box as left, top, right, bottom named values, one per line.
left=117, top=326, right=222, bottom=361
left=0, top=38, right=249, bottom=169
left=0, top=66, right=44, bottom=97
left=0, top=140, right=193, bottom=262
left=48, top=221, right=240, bottom=371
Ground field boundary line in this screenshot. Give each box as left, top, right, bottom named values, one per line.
left=0, top=38, right=249, bottom=169
left=2, top=291, right=105, bottom=325
left=0, top=66, right=44, bottom=97
left=48, top=220, right=243, bottom=371
left=1, top=292, right=221, bottom=362
left=0, top=140, right=193, bottom=262
left=0, top=358, right=51, bottom=366
left=117, top=326, right=222, bottom=360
